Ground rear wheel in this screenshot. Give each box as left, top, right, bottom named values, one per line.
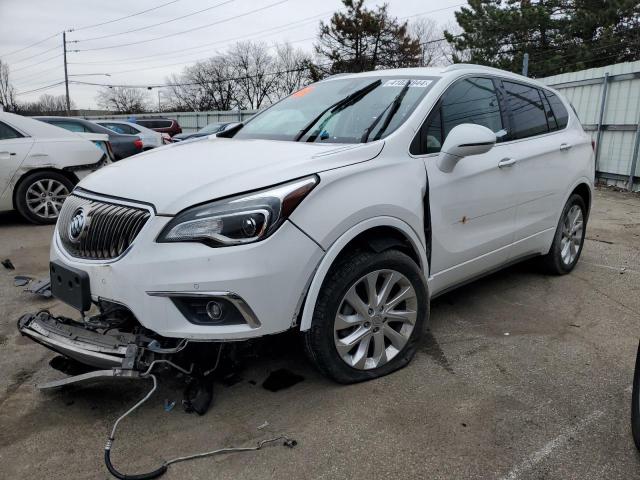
left=541, top=194, right=587, bottom=274
left=15, top=171, right=74, bottom=224
left=303, top=249, right=428, bottom=384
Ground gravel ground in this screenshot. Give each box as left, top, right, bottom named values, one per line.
left=1, top=187, right=639, bottom=479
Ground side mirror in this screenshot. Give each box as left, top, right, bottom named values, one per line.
left=437, top=124, right=497, bottom=173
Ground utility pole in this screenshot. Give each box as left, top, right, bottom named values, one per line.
left=63, top=31, right=70, bottom=114
left=522, top=52, right=529, bottom=77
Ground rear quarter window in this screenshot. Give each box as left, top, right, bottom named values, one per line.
left=0, top=121, right=23, bottom=140
left=544, top=91, right=569, bottom=129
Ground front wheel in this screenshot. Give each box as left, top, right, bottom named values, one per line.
left=541, top=194, right=587, bottom=274
left=303, top=249, right=428, bottom=384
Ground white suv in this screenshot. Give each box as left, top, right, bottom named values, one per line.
left=19, top=64, right=593, bottom=384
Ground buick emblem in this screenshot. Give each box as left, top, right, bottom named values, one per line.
left=68, top=206, right=89, bottom=243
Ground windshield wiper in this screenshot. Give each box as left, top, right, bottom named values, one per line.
left=294, top=79, right=382, bottom=142
left=360, top=80, right=411, bottom=143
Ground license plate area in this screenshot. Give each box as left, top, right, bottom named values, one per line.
left=50, top=261, right=91, bottom=312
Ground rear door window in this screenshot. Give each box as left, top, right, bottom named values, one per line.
left=503, top=81, right=549, bottom=139
left=411, top=77, right=503, bottom=155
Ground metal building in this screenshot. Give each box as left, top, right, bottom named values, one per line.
left=540, top=60, right=640, bottom=191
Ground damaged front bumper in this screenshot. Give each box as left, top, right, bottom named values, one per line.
left=18, top=311, right=139, bottom=370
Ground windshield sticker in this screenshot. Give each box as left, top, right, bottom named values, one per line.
left=292, top=85, right=315, bottom=98
left=382, top=79, right=432, bottom=88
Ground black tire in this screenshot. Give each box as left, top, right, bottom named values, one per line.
left=15, top=171, right=74, bottom=225
left=632, top=341, right=640, bottom=452
left=541, top=194, right=587, bottom=274
left=303, top=249, right=429, bottom=384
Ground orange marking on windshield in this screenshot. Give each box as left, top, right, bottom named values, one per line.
left=292, top=86, right=314, bottom=98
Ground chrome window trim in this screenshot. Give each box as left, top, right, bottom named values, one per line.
left=407, top=73, right=572, bottom=159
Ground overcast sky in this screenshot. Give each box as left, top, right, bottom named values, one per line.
left=0, top=0, right=464, bottom=109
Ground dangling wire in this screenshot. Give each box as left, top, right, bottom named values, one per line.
left=104, top=359, right=296, bottom=479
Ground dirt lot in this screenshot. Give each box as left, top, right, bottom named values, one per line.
left=1, top=187, right=639, bottom=479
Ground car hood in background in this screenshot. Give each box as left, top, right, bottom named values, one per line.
left=78, top=137, right=384, bottom=214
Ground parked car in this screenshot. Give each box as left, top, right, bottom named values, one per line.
left=95, top=120, right=164, bottom=150
left=19, top=65, right=593, bottom=385
left=0, top=111, right=110, bottom=224
left=35, top=117, right=143, bottom=160
left=172, top=122, right=231, bottom=142
left=135, top=117, right=182, bottom=137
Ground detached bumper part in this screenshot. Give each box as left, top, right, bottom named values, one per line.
left=17, top=312, right=137, bottom=370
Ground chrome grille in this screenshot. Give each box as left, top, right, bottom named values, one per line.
left=58, top=194, right=151, bottom=260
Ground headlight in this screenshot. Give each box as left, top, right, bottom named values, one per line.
left=157, top=175, right=318, bottom=247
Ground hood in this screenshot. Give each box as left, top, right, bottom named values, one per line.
left=78, top=137, right=384, bottom=214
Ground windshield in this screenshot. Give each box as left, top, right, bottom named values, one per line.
left=234, top=76, right=438, bottom=143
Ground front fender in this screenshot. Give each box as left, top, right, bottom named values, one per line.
left=297, top=216, right=428, bottom=331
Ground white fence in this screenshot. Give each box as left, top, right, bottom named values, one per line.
left=540, top=60, right=640, bottom=191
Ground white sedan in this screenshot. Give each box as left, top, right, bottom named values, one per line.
left=0, top=111, right=110, bottom=224
left=95, top=120, right=165, bottom=149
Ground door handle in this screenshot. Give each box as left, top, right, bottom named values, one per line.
left=559, top=143, right=572, bottom=151
left=498, top=157, right=517, bottom=168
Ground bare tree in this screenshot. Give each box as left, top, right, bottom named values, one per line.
left=95, top=87, right=150, bottom=113
left=163, top=41, right=315, bottom=112
left=410, top=18, right=446, bottom=67
left=230, top=41, right=278, bottom=109
left=20, top=94, right=74, bottom=114
left=0, top=60, right=18, bottom=112
left=441, top=21, right=470, bottom=65
left=272, top=43, right=313, bottom=97
left=167, top=55, right=240, bottom=111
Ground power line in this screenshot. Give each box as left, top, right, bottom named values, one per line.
left=15, top=81, right=66, bottom=96
left=72, top=0, right=289, bottom=52
left=69, top=61, right=333, bottom=89
left=0, top=31, right=60, bottom=59
left=9, top=44, right=60, bottom=65
left=68, top=11, right=332, bottom=66
left=400, top=3, right=466, bottom=20
left=65, top=2, right=464, bottom=78
left=10, top=53, right=63, bottom=74
left=13, top=65, right=63, bottom=83
left=74, top=0, right=235, bottom=42
left=69, top=0, right=182, bottom=32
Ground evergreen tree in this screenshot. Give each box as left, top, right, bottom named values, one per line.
left=315, top=0, right=422, bottom=74
left=445, top=0, right=640, bottom=77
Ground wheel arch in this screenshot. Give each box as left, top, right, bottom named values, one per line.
left=571, top=181, right=592, bottom=215
left=298, top=217, right=428, bottom=332
left=12, top=167, right=78, bottom=210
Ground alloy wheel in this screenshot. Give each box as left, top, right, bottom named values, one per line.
left=25, top=179, right=69, bottom=220
left=333, top=269, right=417, bottom=370
left=560, top=204, right=584, bottom=265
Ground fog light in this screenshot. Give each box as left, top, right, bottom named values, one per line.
left=206, top=301, right=223, bottom=320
